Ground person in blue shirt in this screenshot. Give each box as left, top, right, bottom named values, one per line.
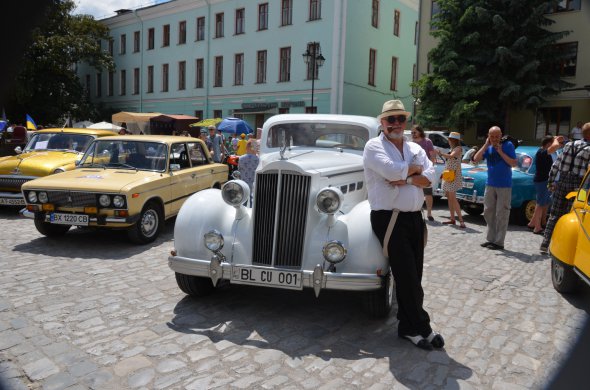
left=472, top=126, right=517, bottom=250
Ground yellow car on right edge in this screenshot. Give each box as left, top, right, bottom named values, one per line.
left=549, top=170, right=590, bottom=293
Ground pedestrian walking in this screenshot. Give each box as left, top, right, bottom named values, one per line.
left=208, top=125, right=226, bottom=163
left=436, top=132, right=465, bottom=228
left=411, top=125, right=436, bottom=221
left=472, top=126, right=517, bottom=250
left=540, top=123, right=590, bottom=253
left=363, top=99, right=444, bottom=350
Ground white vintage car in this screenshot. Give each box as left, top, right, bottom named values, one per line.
left=168, top=114, right=394, bottom=317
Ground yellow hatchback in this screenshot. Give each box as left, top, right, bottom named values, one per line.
left=549, top=170, right=590, bottom=293
left=21, top=135, right=228, bottom=244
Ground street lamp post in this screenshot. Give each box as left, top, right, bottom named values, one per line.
left=302, top=42, right=325, bottom=113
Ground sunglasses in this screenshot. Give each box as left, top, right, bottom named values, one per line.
left=386, top=115, right=407, bottom=124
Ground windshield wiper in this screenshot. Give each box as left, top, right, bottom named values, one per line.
left=80, top=162, right=106, bottom=168
left=108, top=162, right=137, bottom=170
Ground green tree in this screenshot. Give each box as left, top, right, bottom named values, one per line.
left=6, top=0, right=114, bottom=125
left=415, top=0, right=571, bottom=131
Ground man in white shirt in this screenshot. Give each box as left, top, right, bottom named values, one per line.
left=363, top=100, right=444, bottom=350
left=570, top=121, right=583, bottom=141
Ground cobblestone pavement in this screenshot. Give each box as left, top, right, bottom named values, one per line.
left=1, top=202, right=589, bottom=390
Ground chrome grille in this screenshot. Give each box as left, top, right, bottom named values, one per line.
left=46, top=191, right=97, bottom=207
left=0, top=175, right=36, bottom=191
left=252, top=170, right=310, bottom=268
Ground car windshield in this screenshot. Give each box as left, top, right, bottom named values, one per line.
left=266, top=122, right=369, bottom=151
left=80, top=140, right=168, bottom=171
left=25, top=133, right=95, bottom=153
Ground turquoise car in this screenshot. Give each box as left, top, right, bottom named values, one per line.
left=452, top=145, right=542, bottom=225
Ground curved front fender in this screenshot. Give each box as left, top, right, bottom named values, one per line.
left=550, top=212, right=579, bottom=266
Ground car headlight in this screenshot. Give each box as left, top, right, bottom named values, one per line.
left=53, top=168, right=65, bottom=174
left=98, top=194, right=111, bottom=207
left=204, top=230, right=224, bottom=252
left=322, top=240, right=347, bottom=264
left=221, top=180, right=250, bottom=207
left=316, top=187, right=343, bottom=214
left=38, top=192, right=49, bottom=203
left=113, top=195, right=125, bottom=208
left=27, top=191, right=38, bottom=203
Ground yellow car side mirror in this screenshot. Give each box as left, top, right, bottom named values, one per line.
left=566, top=191, right=578, bottom=200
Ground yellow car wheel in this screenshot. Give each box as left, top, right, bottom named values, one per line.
left=551, top=257, right=578, bottom=293
left=34, top=219, right=71, bottom=238
left=127, top=201, right=163, bottom=244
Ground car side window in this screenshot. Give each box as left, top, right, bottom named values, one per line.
left=429, top=134, right=449, bottom=148
left=170, top=143, right=191, bottom=170
left=187, top=142, right=208, bottom=166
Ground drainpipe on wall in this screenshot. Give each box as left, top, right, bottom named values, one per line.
left=133, top=9, right=144, bottom=112
left=205, top=0, right=211, bottom=117
left=413, top=1, right=422, bottom=123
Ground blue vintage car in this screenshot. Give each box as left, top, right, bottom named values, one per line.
left=448, top=145, right=543, bottom=225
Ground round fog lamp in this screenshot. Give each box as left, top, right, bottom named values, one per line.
left=316, top=187, right=343, bottom=214
left=113, top=195, right=125, bottom=208
left=27, top=191, right=38, bottom=203
left=98, top=194, right=111, bottom=207
left=322, top=240, right=347, bottom=264
left=204, top=230, right=224, bottom=252
left=38, top=192, right=49, bottom=203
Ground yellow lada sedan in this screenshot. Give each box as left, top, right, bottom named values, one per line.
left=549, top=170, right=590, bottom=293
left=0, top=128, right=115, bottom=206
left=21, top=135, right=228, bottom=244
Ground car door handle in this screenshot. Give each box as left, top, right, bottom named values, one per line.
left=191, top=173, right=197, bottom=179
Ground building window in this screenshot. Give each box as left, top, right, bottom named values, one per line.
left=147, top=65, right=154, bottom=93
left=309, top=0, right=321, bottom=21
left=390, top=57, right=398, bottom=90
left=163, top=24, right=170, bottom=47
left=120, top=34, right=126, bottom=54
left=215, top=13, right=224, bottom=38
left=536, top=107, right=571, bottom=138
left=431, top=1, right=440, bottom=30
left=305, top=42, right=321, bottom=80
left=213, top=110, right=222, bottom=118
left=546, top=0, right=581, bottom=13
left=178, top=61, right=186, bottom=90
left=279, top=47, right=291, bottom=82
left=214, top=56, right=223, bottom=87
left=394, top=10, right=400, bottom=37
left=235, top=8, right=245, bottom=35
left=368, top=49, right=376, bottom=86
left=133, top=68, right=139, bottom=95
left=108, top=71, right=114, bottom=96
left=108, top=39, right=114, bottom=56
left=256, top=50, right=267, bottom=84
left=96, top=73, right=102, bottom=97
left=195, top=110, right=203, bottom=120
left=119, top=70, right=125, bottom=95
left=85, top=74, right=91, bottom=97
left=414, top=21, right=418, bottom=45
left=148, top=28, right=154, bottom=50
left=179, top=21, right=186, bottom=44
left=162, top=63, right=169, bottom=92
left=234, top=53, right=244, bottom=86
left=279, top=107, right=289, bottom=114
left=133, top=31, right=140, bottom=53
left=281, top=0, right=292, bottom=26
left=258, top=3, right=269, bottom=31
left=196, top=17, right=205, bottom=41
left=195, top=58, right=204, bottom=88
left=555, top=42, right=578, bottom=77
left=372, top=0, right=379, bottom=28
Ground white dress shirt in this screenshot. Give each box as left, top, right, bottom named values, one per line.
left=363, top=133, right=435, bottom=212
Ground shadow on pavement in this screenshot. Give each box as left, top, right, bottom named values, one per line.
left=167, top=284, right=473, bottom=388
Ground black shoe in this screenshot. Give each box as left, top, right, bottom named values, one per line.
left=488, top=243, right=504, bottom=250
left=480, top=242, right=493, bottom=248
left=426, top=332, right=445, bottom=349
left=399, top=334, right=433, bottom=350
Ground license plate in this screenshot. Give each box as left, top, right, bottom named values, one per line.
left=231, top=266, right=303, bottom=290
left=46, top=213, right=89, bottom=226
left=0, top=198, right=25, bottom=206
left=462, top=182, right=474, bottom=189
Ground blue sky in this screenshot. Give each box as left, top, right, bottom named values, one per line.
left=73, top=0, right=168, bottom=19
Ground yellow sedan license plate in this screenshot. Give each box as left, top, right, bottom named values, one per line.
left=46, top=213, right=89, bottom=226
left=231, top=266, right=303, bottom=290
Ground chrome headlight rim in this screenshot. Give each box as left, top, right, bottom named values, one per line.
left=98, top=194, right=111, bottom=207
left=113, top=195, right=125, bottom=208
left=38, top=191, right=49, bottom=204
left=204, top=229, right=224, bottom=252
left=27, top=191, right=38, bottom=203
left=221, top=180, right=250, bottom=207
left=316, top=187, right=344, bottom=214
left=322, top=240, right=347, bottom=264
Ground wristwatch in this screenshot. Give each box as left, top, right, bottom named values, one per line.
left=406, top=176, right=413, bottom=185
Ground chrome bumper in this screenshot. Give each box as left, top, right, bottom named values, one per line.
left=0, top=192, right=26, bottom=206
left=456, top=189, right=484, bottom=204
left=168, top=255, right=383, bottom=295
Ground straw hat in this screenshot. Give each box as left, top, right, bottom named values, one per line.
left=448, top=132, right=461, bottom=140
left=378, top=100, right=411, bottom=120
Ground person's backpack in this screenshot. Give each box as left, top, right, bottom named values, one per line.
left=501, top=135, right=521, bottom=150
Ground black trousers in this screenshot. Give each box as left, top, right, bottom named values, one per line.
left=370, top=210, right=432, bottom=337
